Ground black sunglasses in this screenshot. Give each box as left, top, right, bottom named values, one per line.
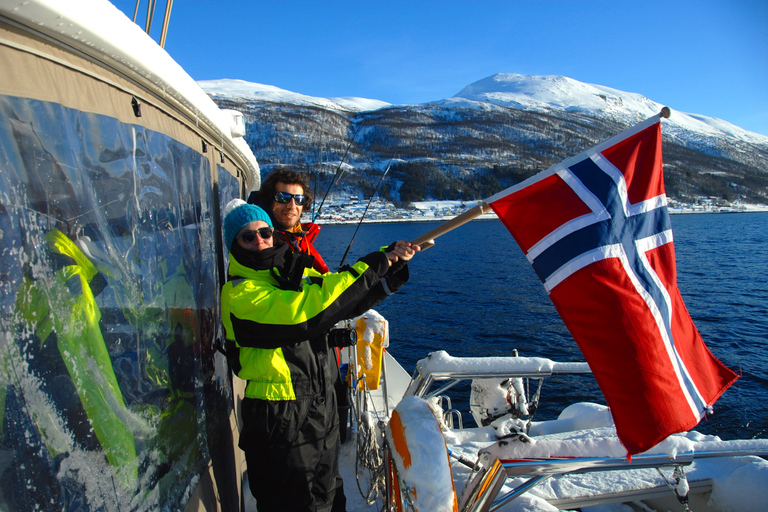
left=237, top=227, right=274, bottom=243
left=274, top=191, right=307, bottom=206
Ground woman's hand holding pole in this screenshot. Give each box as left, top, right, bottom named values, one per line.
left=384, top=241, right=420, bottom=266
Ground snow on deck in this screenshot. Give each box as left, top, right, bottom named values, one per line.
left=341, top=398, right=768, bottom=512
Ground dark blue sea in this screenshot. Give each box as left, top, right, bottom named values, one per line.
left=315, top=212, right=768, bottom=441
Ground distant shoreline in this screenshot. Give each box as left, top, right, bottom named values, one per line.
left=314, top=207, right=768, bottom=226
left=667, top=207, right=768, bottom=215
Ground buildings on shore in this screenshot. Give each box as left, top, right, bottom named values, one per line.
left=311, top=196, right=768, bottom=225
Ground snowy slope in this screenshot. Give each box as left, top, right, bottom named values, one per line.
left=198, top=79, right=390, bottom=113
left=452, top=73, right=768, bottom=145
left=200, top=74, right=767, bottom=146
left=454, top=73, right=660, bottom=118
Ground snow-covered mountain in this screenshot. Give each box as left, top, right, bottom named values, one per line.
left=451, top=73, right=767, bottom=145
left=201, top=73, right=768, bottom=205
left=199, top=79, right=390, bottom=113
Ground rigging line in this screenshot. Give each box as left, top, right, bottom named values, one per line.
left=312, top=121, right=363, bottom=222
left=338, top=153, right=396, bottom=270
left=313, top=135, right=323, bottom=221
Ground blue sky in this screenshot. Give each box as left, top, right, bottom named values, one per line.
left=112, top=0, right=767, bottom=136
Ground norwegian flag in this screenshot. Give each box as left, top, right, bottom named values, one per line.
left=488, top=113, right=738, bottom=455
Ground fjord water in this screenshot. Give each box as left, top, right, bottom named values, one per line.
left=315, top=212, right=768, bottom=440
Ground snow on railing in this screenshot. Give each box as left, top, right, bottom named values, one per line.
left=405, top=350, right=591, bottom=398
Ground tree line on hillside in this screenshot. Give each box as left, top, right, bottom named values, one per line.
left=210, top=96, right=768, bottom=205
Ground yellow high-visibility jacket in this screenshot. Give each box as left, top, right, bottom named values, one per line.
left=222, top=248, right=407, bottom=401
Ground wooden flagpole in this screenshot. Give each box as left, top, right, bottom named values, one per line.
left=410, top=202, right=491, bottom=249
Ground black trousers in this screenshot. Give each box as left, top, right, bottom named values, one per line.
left=240, top=393, right=341, bottom=512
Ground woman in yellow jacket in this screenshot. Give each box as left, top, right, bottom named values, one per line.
left=221, top=200, right=418, bottom=512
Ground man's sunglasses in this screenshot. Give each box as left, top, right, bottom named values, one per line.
left=237, top=227, right=274, bottom=243
left=274, top=191, right=307, bottom=206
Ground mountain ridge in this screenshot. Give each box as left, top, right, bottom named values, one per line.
left=201, top=73, right=768, bottom=143
left=200, top=73, right=768, bottom=206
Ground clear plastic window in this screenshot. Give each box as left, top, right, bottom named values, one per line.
left=0, top=95, right=228, bottom=510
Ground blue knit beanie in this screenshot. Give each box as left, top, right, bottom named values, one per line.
left=224, top=199, right=273, bottom=251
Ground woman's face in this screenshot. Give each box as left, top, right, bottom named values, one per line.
left=236, top=220, right=274, bottom=252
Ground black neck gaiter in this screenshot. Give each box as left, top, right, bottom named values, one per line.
left=230, top=241, right=289, bottom=272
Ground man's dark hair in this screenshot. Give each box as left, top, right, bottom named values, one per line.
left=257, top=167, right=313, bottom=211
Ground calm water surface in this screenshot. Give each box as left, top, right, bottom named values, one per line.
left=315, top=213, right=768, bottom=440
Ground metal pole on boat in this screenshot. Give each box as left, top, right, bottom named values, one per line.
left=159, top=0, right=174, bottom=48
left=132, top=0, right=140, bottom=22
left=411, top=201, right=492, bottom=249
left=145, top=0, right=156, bottom=34
left=489, top=475, right=551, bottom=512
left=380, top=350, right=390, bottom=418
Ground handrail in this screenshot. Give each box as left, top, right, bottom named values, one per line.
left=494, top=450, right=696, bottom=477
left=404, top=351, right=591, bottom=398
left=480, top=442, right=768, bottom=510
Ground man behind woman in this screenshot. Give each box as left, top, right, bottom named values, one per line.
left=250, top=166, right=329, bottom=273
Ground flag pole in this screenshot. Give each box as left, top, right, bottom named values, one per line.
left=411, top=202, right=491, bottom=249
left=409, top=107, right=672, bottom=250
